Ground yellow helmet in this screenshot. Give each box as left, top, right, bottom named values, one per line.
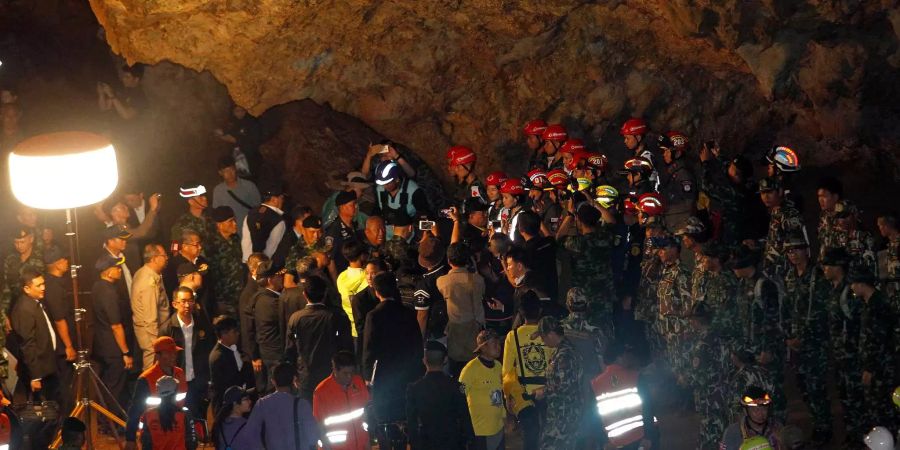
left=594, top=185, right=619, bottom=208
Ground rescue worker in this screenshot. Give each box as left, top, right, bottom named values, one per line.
left=373, top=160, right=430, bottom=227
left=592, top=341, right=658, bottom=450
left=658, top=131, right=696, bottom=229
left=312, top=351, right=370, bottom=450
left=139, top=376, right=197, bottom=450
left=719, top=386, right=783, bottom=450
left=619, top=157, right=656, bottom=197
left=523, top=119, right=548, bottom=169
left=758, top=176, right=807, bottom=279
left=498, top=178, right=526, bottom=243
left=620, top=118, right=657, bottom=188
left=125, top=336, right=189, bottom=450
left=446, top=145, right=487, bottom=205
left=484, top=171, right=508, bottom=234
left=558, top=138, right=585, bottom=176
left=540, top=124, right=568, bottom=170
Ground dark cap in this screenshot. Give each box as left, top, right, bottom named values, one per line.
left=260, top=182, right=285, bottom=198
left=650, top=235, right=679, bottom=248
left=212, top=206, right=235, bottom=223
left=389, top=211, right=414, bottom=227
left=424, top=340, right=448, bottom=355
left=256, top=260, right=283, bottom=278
left=727, top=247, right=759, bottom=270
left=217, top=155, right=236, bottom=169
left=102, top=226, right=132, bottom=241
left=783, top=234, right=808, bottom=251
left=464, top=197, right=489, bottom=213
left=575, top=203, right=601, bottom=226
left=13, top=227, right=33, bottom=240
left=95, top=254, right=125, bottom=272
left=473, top=329, right=500, bottom=354
left=757, top=177, right=781, bottom=193
left=699, top=242, right=729, bottom=261
left=43, top=246, right=67, bottom=265
left=335, top=190, right=357, bottom=207
left=820, top=248, right=850, bottom=267
left=674, top=216, right=705, bottom=237
left=302, top=215, right=323, bottom=229
left=418, top=237, right=446, bottom=269
left=61, top=417, right=86, bottom=433
left=848, top=267, right=877, bottom=285
left=222, top=386, right=251, bottom=406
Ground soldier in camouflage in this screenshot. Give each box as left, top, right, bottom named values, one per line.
left=849, top=268, right=899, bottom=437
left=697, top=149, right=750, bottom=247
left=382, top=218, right=418, bottom=272
left=684, top=302, right=730, bottom=450
left=561, top=287, right=606, bottom=375
left=728, top=247, right=786, bottom=419
left=758, top=176, right=807, bottom=279
left=876, top=212, right=899, bottom=302
left=782, top=235, right=832, bottom=440
left=814, top=176, right=846, bottom=260
left=654, top=236, right=693, bottom=377
left=534, top=316, right=586, bottom=450
left=635, top=223, right=666, bottom=360
left=677, top=216, right=708, bottom=286
left=658, top=132, right=697, bottom=232
left=696, top=243, right=740, bottom=342
left=207, top=206, right=245, bottom=317
left=284, top=215, right=330, bottom=273
left=822, top=248, right=867, bottom=441
left=833, top=205, right=878, bottom=275
left=0, top=227, right=45, bottom=379
left=557, top=202, right=616, bottom=333
left=171, top=182, right=213, bottom=247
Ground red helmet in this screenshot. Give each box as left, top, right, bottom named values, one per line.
left=541, top=124, right=568, bottom=142
left=523, top=119, right=548, bottom=136
left=621, top=157, right=654, bottom=174
left=559, top=138, right=585, bottom=154
left=623, top=197, right=638, bottom=214
left=566, top=151, right=589, bottom=172
left=636, top=193, right=665, bottom=216
left=499, top=178, right=525, bottom=195
left=546, top=169, right=570, bottom=188
left=446, top=146, right=476, bottom=167
left=485, top=171, right=508, bottom=187
left=620, top=118, right=648, bottom=136
left=659, top=131, right=688, bottom=149
left=527, top=169, right=549, bottom=189
left=585, top=153, right=608, bottom=171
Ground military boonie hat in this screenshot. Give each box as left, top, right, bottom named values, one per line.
left=782, top=234, right=808, bottom=251
left=727, top=247, right=759, bottom=270
left=757, top=177, right=781, bottom=193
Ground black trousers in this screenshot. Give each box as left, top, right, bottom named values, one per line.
left=517, top=400, right=546, bottom=450
left=55, top=354, right=74, bottom=413
left=96, top=355, right=127, bottom=409
left=186, top=377, right=209, bottom=420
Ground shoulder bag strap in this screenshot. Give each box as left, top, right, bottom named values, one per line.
left=227, top=189, right=254, bottom=210
left=513, top=327, right=526, bottom=381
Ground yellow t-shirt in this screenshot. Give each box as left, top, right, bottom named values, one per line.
left=336, top=267, right=368, bottom=337
left=459, top=357, right=505, bottom=436
left=502, top=324, right=555, bottom=395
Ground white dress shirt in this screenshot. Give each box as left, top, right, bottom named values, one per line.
left=177, top=314, right=195, bottom=381
left=240, top=203, right=286, bottom=262
left=219, top=340, right=243, bottom=371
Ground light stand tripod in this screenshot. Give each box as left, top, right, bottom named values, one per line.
left=50, top=208, right=127, bottom=449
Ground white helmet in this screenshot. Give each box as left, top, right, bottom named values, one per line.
left=864, top=426, right=895, bottom=450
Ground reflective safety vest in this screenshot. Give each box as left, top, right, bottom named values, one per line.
left=591, top=364, right=644, bottom=447
left=0, top=411, right=9, bottom=450
left=139, top=405, right=196, bottom=450
left=312, top=374, right=370, bottom=450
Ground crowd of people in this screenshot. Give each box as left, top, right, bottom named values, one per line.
left=0, top=63, right=899, bottom=450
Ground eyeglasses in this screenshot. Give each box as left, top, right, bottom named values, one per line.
left=176, top=298, right=196, bottom=305
left=182, top=242, right=201, bottom=248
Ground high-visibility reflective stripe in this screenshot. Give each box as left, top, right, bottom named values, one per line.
left=363, top=422, right=369, bottom=432
left=0, top=444, right=9, bottom=450
left=139, top=422, right=144, bottom=430
left=596, top=387, right=638, bottom=401
left=326, top=430, right=348, bottom=443
left=606, top=414, right=644, bottom=438
left=596, top=392, right=642, bottom=416
left=146, top=392, right=187, bottom=406
left=323, top=407, right=365, bottom=426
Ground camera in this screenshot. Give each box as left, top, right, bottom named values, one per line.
left=418, top=220, right=435, bottom=231
left=440, top=208, right=453, bottom=218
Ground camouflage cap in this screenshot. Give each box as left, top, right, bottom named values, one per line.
left=566, top=287, right=588, bottom=312
left=820, top=248, right=850, bottom=267
left=699, top=242, right=729, bottom=261
left=674, top=216, right=705, bottom=236
left=782, top=233, right=808, bottom=251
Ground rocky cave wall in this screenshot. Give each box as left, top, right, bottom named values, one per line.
left=89, top=0, right=900, bottom=184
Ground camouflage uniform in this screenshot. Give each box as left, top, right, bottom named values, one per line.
left=170, top=213, right=213, bottom=249
left=783, top=265, right=831, bottom=434
left=826, top=278, right=866, bottom=437
left=636, top=250, right=664, bottom=358
left=698, top=159, right=742, bottom=245
left=559, top=226, right=617, bottom=331
left=0, top=249, right=44, bottom=379
left=762, top=200, right=806, bottom=279
left=540, top=337, right=585, bottom=450
left=735, top=270, right=786, bottom=418
left=656, top=259, right=692, bottom=375
left=660, top=158, right=697, bottom=231
left=704, top=271, right=740, bottom=342
left=284, top=237, right=330, bottom=273
left=561, top=311, right=606, bottom=374
left=883, top=236, right=900, bottom=301
left=206, top=231, right=244, bottom=318
left=858, top=290, right=898, bottom=433
left=728, top=363, right=776, bottom=423
left=816, top=204, right=843, bottom=261
left=837, top=229, right=877, bottom=276
left=686, top=328, right=730, bottom=450
left=383, top=235, right=417, bottom=272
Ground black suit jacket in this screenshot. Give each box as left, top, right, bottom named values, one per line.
left=10, top=295, right=58, bottom=379
left=158, top=312, right=215, bottom=382
left=238, top=276, right=259, bottom=355
left=285, top=303, right=353, bottom=394
left=208, top=342, right=254, bottom=412
left=362, top=299, right=423, bottom=383
left=406, top=372, right=474, bottom=450
left=250, top=288, right=284, bottom=362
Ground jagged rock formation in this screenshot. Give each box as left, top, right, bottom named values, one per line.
left=85, top=0, right=900, bottom=182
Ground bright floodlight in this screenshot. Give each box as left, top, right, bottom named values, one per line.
left=9, top=132, right=118, bottom=209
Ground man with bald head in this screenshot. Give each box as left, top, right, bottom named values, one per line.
left=359, top=215, right=386, bottom=260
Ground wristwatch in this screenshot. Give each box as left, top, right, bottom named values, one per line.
left=122, top=350, right=132, bottom=357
